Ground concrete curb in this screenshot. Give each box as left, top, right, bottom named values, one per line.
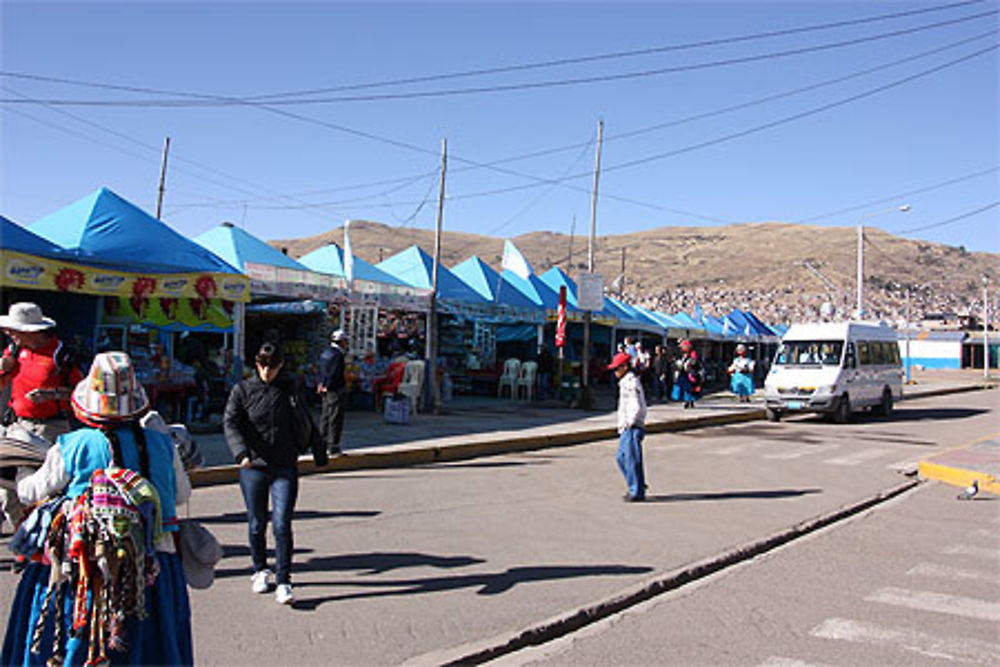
left=404, top=478, right=922, bottom=667
left=188, top=382, right=992, bottom=488
left=918, top=461, right=999, bottom=496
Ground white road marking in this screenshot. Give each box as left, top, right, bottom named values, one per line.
left=759, top=658, right=828, bottom=667
left=907, top=562, right=1000, bottom=583
left=822, top=448, right=888, bottom=466
left=943, top=544, right=1000, bottom=561
left=866, top=586, right=1000, bottom=622
left=812, top=617, right=1000, bottom=663
left=885, top=457, right=920, bottom=472
left=709, top=442, right=766, bottom=456
left=762, top=444, right=839, bottom=460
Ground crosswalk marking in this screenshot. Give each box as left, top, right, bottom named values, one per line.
left=759, top=658, right=828, bottom=667
left=812, top=617, right=1000, bottom=663
left=823, top=448, right=888, bottom=466
left=942, top=544, right=1000, bottom=561
left=907, top=562, right=1000, bottom=583
left=762, top=444, right=838, bottom=461
left=866, top=586, right=1000, bottom=622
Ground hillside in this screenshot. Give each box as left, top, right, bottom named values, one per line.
left=273, top=221, right=998, bottom=326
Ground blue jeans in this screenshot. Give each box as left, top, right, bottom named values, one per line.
left=239, top=465, right=299, bottom=585
left=616, top=427, right=646, bottom=499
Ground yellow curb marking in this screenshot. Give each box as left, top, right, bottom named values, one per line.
left=919, top=430, right=1000, bottom=496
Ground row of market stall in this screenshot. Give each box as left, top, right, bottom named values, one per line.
left=2, top=187, right=782, bottom=409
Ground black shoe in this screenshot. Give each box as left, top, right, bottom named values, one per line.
left=327, top=446, right=341, bottom=456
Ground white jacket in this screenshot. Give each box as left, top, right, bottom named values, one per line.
left=616, top=372, right=647, bottom=434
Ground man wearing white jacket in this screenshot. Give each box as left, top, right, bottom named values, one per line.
left=609, top=351, right=647, bottom=502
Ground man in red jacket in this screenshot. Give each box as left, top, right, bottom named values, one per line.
left=0, top=302, right=83, bottom=531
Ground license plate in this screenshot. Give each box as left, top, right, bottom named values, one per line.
left=787, top=400, right=803, bottom=410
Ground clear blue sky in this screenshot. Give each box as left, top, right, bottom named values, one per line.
left=2, top=1, right=998, bottom=256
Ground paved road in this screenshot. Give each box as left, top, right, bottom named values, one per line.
left=502, top=481, right=1000, bottom=666
left=1, top=389, right=996, bottom=665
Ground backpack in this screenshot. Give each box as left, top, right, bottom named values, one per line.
left=21, top=428, right=162, bottom=664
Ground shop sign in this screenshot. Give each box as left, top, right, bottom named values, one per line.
left=577, top=272, right=605, bottom=311
left=1, top=250, right=250, bottom=302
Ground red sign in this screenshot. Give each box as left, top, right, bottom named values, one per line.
left=555, top=286, right=567, bottom=348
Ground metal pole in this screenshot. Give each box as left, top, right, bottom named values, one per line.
left=856, top=224, right=864, bottom=319
left=156, top=136, right=171, bottom=220
left=582, top=120, right=603, bottom=403
left=984, top=277, right=990, bottom=379
left=428, top=138, right=447, bottom=414
left=905, top=288, right=911, bottom=383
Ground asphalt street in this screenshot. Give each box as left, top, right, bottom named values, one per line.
left=1, top=387, right=996, bottom=666
left=499, top=481, right=999, bottom=666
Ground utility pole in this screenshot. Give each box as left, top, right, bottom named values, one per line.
left=984, top=276, right=990, bottom=379
left=620, top=246, right=626, bottom=298
left=582, top=120, right=603, bottom=405
left=155, top=136, right=171, bottom=220
left=427, top=138, right=447, bottom=414
left=856, top=224, right=864, bottom=319
left=567, top=214, right=576, bottom=271
left=905, top=288, right=912, bottom=383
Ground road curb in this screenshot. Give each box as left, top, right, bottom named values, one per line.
left=188, top=382, right=990, bottom=488
left=405, top=478, right=921, bottom=666
left=918, top=460, right=1000, bottom=496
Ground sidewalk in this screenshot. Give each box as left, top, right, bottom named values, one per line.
left=189, top=369, right=997, bottom=488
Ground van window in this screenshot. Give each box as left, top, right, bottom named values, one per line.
left=871, top=341, right=886, bottom=365
left=858, top=341, right=871, bottom=365
left=775, top=341, right=843, bottom=366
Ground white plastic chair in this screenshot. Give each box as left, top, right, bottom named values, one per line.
left=398, top=360, right=425, bottom=414
left=497, top=358, right=520, bottom=398
left=516, top=361, right=538, bottom=400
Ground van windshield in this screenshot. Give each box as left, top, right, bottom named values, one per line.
left=775, top=340, right=843, bottom=366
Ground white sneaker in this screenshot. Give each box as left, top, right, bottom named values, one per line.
left=275, top=583, right=295, bottom=605
left=251, top=569, right=273, bottom=594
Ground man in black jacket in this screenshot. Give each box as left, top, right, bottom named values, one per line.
left=317, top=329, right=348, bottom=456
left=224, top=342, right=327, bottom=605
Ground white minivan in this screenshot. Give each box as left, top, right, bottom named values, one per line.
left=763, top=321, right=903, bottom=423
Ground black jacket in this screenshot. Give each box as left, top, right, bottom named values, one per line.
left=224, top=373, right=301, bottom=468
left=317, top=344, right=345, bottom=391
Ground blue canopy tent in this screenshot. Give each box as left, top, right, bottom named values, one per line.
left=632, top=305, right=690, bottom=339
left=377, top=246, right=487, bottom=309
left=299, top=243, right=409, bottom=287
left=726, top=308, right=774, bottom=340
left=194, top=222, right=309, bottom=273
left=31, top=188, right=240, bottom=276
left=1, top=215, right=69, bottom=259
left=605, top=296, right=664, bottom=336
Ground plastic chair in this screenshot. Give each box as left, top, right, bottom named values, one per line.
left=497, top=358, right=520, bottom=398
left=515, top=361, right=538, bottom=400
left=398, top=360, right=426, bottom=414
left=373, top=362, right=406, bottom=411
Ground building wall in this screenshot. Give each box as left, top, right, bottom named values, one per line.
left=897, top=338, right=962, bottom=370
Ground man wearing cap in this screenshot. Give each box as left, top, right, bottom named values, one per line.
left=317, top=329, right=348, bottom=456
left=0, top=302, right=83, bottom=530
left=608, top=350, right=648, bottom=502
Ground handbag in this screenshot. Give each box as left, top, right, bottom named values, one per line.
left=176, top=519, right=223, bottom=589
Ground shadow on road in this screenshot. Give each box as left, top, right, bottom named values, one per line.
left=645, top=488, right=822, bottom=503
left=289, top=562, right=654, bottom=611
left=194, top=509, right=380, bottom=525
left=885, top=407, right=989, bottom=422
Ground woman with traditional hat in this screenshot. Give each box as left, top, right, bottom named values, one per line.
left=728, top=343, right=756, bottom=403
left=2, top=351, right=193, bottom=666
left=672, top=340, right=703, bottom=408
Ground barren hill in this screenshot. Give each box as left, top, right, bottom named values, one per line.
left=273, top=221, right=998, bottom=325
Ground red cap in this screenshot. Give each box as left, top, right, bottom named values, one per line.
left=607, top=351, right=632, bottom=370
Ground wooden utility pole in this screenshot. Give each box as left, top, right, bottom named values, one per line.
left=427, top=138, right=447, bottom=414
left=156, top=136, right=171, bottom=220
left=582, top=120, right=603, bottom=404
left=620, top=246, right=626, bottom=298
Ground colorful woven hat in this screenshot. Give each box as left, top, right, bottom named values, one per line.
left=71, top=352, right=150, bottom=426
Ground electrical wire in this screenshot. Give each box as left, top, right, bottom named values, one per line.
left=2, top=9, right=994, bottom=107
left=895, top=201, right=1000, bottom=234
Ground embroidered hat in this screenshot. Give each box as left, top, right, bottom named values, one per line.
left=606, top=351, right=632, bottom=371
left=71, top=352, right=150, bottom=426
left=0, top=302, right=56, bottom=332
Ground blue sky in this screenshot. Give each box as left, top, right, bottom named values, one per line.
left=2, top=1, right=998, bottom=255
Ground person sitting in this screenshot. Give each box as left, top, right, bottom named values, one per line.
left=373, top=361, right=406, bottom=411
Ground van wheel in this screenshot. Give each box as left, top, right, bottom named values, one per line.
left=874, top=388, right=893, bottom=417
left=766, top=407, right=781, bottom=422
left=833, top=394, right=852, bottom=424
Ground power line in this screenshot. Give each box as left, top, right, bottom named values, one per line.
left=3, top=9, right=994, bottom=107
left=896, top=201, right=1000, bottom=235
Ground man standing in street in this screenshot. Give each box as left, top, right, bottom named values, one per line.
left=317, top=329, right=348, bottom=456
left=0, top=302, right=83, bottom=530
left=608, top=350, right=647, bottom=502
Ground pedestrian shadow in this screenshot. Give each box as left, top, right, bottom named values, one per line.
left=676, top=424, right=824, bottom=445
left=290, top=562, right=654, bottom=611
left=298, top=551, right=487, bottom=575
left=192, top=509, right=380, bottom=525
left=420, top=459, right=554, bottom=471
left=644, top=488, right=822, bottom=503
left=218, top=543, right=316, bottom=563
